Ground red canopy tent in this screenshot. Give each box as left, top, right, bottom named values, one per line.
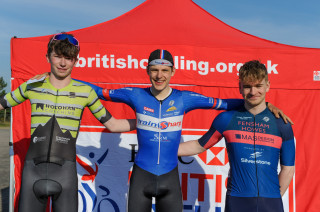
left=10, top=0, right=320, bottom=211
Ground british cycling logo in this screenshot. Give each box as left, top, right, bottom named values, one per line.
left=77, top=149, right=120, bottom=212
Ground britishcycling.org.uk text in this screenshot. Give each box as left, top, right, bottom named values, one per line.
left=76, top=54, right=278, bottom=76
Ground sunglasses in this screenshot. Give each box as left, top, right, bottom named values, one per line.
left=50, top=33, right=79, bottom=49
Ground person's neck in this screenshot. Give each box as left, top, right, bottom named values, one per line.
left=244, top=102, right=267, bottom=116
left=150, top=86, right=172, bottom=101
left=49, top=74, right=71, bottom=89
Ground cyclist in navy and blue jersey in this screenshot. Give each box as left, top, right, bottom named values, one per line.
left=73, top=50, right=292, bottom=212
left=178, top=60, right=295, bottom=212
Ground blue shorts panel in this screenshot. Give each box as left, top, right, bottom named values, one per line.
left=225, top=195, right=284, bottom=212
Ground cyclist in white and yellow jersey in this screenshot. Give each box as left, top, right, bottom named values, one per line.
left=0, top=33, right=135, bottom=212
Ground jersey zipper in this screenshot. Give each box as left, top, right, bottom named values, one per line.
left=47, top=89, right=58, bottom=162
left=157, top=100, right=162, bottom=164
left=253, top=115, right=260, bottom=197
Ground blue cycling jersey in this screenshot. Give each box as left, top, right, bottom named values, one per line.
left=76, top=79, right=243, bottom=175
left=106, top=87, right=244, bottom=175
left=199, top=107, right=295, bottom=198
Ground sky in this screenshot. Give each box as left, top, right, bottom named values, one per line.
left=1, top=0, right=320, bottom=92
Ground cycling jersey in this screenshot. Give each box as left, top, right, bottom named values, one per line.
left=0, top=78, right=112, bottom=212
left=198, top=107, right=295, bottom=199
left=80, top=81, right=243, bottom=176
left=1, top=78, right=111, bottom=163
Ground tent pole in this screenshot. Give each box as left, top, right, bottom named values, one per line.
left=9, top=97, right=14, bottom=212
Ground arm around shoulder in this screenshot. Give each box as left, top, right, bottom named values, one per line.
left=74, top=79, right=107, bottom=101
left=268, top=102, right=294, bottom=125
left=103, top=117, right=136, bottom=133
left=178, top=140, right=206, bottom=156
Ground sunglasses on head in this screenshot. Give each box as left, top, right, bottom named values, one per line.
left=50, top=33, right=79, bottom=49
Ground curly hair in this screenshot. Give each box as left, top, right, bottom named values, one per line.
left=47, top=33, right=79, bottom=60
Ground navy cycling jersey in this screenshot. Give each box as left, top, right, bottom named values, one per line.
left=199, top=107, right=295, bottom=198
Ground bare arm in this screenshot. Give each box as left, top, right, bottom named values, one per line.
left=268, top=102, right=293, bottom=125
left=103, top=117, right=136, bottom=133
left=0, top=104, right=4, bottom=111
left=278, top=165, right=295, bottom=196
left=178, top=140, right=206, bottom=156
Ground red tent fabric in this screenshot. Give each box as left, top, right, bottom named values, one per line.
left=10, top=0, right=320, bottom=211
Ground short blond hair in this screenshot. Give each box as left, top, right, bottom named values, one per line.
left=239, top=60, right=268, bottom=83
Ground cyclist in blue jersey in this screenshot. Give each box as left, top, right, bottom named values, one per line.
left=178, top=60, right=295, bottom=212
left=33, top=50, right=291, bottom=212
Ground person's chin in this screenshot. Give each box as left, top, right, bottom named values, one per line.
left=57, top=73, right=70, bottom=80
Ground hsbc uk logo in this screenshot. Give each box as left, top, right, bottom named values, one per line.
left=314, top=71, right=320, bottom=81
left=198, top=147, right=228, bottom=166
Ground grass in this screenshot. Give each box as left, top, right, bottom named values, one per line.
left=0, top=121, right=10, bottom=128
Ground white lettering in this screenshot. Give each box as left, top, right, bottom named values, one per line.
left=180, top=56, right=185, bottom=70
left=228, top=63, right=236, bottom=73
left=140, top=59, right=148, bottom=69
left=75, top=54, right=280, bottom=77
left=87, top=57, right=95, bottom=67
left=127, top=55, right=138, bottom=69
left=216, top=62, right=227, bottom=73
left=110, top=54, right=115, bottom=68
left=102, top=55, right=109, bottom=68
left=267, top=60, right=278, bottom=74
left=116, top=58, right=126, bottom=69
left=96, top=54, right=100, bottom=68
left=186, top=60, right=197, bottom=71
left=198, top=61, right=209, bottom=75
left=174, top=56, right=179, bottom=69
left=76, top=57, right=86, bottom=67
left=236, top=63, right=243, bottom=71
